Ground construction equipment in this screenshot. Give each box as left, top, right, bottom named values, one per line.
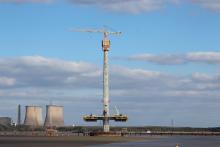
left=114, top=106, right=120, bottom=115
left=72, top=28, right=127, bottom=132
left=72, top=28, right=122, bottom=36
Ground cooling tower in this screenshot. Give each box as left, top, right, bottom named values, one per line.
left=24, top=106, right=43, bottom=126
left=44, top=105, right=64, bottom=127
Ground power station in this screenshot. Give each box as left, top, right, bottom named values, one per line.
left=24, top=106, right=43, bottom=127
left=44, top=105, right=64, bottom=127
left=74, top=28, right=128, bottom=132
left=17, top=104, right=21, bottom=125
left=21, top=105, right=64, bottom=127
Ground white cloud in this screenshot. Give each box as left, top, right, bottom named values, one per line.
left=192, top=72, right=214, bottom=81
left=112, top=66, right=161, bottom=79
left=0, top=56, right=220, bottom=127
left=1, top=0, right=220, bottom=13
left=100, top=0, right=164, bottom=13
left=191, top=0, right=220, bottom=11
left=122, top=52, right=220, bottom=65
left=0, top=77, right=16, bottom=86
left=0, top=0, right=179, bottom=13
left=70, top=0, right=179, bottom=13
left=126, top=53, right=186, bottom=65
left=187, top=52, right=220, bottom=63
left=0, top=56, right=99, bottom=88
left=0, top=55, right=219, bottom=92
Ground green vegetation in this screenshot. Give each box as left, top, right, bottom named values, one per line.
left=57, top=126, right=220, bottom=133
left=0, top=124, right=45, bottom=131
left=1, top=125, right=220, bottom=133
left=0, top=124, right=13, bottom=131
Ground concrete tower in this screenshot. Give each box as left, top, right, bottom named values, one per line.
left=24, top=106, right=43, bottom=127
left=80, top=29, right=128, bottom=133
left=102, top=32, right=110, bottom=132
left=44, top=105, right=64, bottom=127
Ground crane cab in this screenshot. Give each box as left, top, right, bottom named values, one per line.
left=102, top=39, right=110, bottom=51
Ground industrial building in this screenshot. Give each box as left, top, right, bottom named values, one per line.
left=44, top=105, right=64, bottom=127
left=24, top=106, right=43, bottom=127
left=0, top=117, right=12, bottom=126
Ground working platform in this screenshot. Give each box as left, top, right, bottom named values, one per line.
left=83, top=114, right=128, bottom=122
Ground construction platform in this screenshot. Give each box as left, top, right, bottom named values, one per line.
left=83, top=114, right=128, bottom=122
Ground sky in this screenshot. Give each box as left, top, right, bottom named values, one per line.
left=0, top=0, right=220, bottom=127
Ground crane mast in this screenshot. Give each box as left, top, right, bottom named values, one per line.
left=72, top=28, right=127, bottom=133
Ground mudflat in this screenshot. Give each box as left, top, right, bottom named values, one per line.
left=0, top=136, right=155, bottom=147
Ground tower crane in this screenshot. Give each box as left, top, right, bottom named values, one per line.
left=72, top=28, right=122, bottom=36
left=71, top=28, right=128, bottom=133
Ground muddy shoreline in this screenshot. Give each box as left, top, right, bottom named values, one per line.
left=0, top=136, right=156, bottom=147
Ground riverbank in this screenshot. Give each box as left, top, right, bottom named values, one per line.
left=0, top=136, right=157, bottom=147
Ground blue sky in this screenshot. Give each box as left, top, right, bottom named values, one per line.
left=0, top=0, right=220, bottom=127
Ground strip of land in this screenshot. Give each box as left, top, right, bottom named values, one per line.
left=0, top=136, right=157, bottom=147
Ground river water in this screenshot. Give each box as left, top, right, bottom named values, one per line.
left=90, top=136, right=220, bottom=147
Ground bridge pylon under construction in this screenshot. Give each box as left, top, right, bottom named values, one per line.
left=74, top=28, right=128, bottom=132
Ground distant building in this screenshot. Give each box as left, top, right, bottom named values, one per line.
left=44, top=105, right=64, bottom=127
left=24, top=106, right=43, bottom=127
left=0, top=117, right=12, bottom=126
